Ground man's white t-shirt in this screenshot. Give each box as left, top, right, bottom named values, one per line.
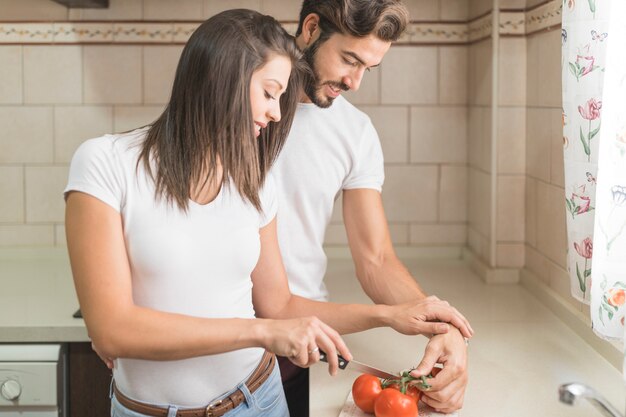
left=271, top=95, right=384, bottom=301
left=64, top=129, right=274, bottom=406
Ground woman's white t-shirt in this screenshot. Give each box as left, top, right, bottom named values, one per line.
left=64, top=129, right=275, bottom=406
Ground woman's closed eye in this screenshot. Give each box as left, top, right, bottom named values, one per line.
left=264, top=90, right=276, bottom=100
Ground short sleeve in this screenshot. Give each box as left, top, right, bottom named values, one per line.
left=63, top=137, right=125, bottom=212
left=342, top=120, right=385, bottom=191
left=259, top=174, right=278, bottom=227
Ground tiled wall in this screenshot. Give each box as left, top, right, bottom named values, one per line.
left=0, top=0, right=470, bottom=248
left=524, top=27, right=576, bottom=308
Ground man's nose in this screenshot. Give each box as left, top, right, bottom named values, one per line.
left=343, top=68, right=366, bottom=92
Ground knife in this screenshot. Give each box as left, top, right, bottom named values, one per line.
left=319, top=350, right=397, bottom=380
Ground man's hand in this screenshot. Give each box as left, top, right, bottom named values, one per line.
left=410, top=328, right=468, bottom=413
left=386, top=296, right=473, bottom=339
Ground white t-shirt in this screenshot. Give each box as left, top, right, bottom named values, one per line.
left=271, top=96, right=384, bottom=301
left=64, top=129, right=275, bottom=406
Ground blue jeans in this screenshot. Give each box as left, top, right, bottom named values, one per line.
left=111, top=363, right=289, bottom=417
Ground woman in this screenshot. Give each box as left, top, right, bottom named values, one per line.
left=65, top=9, right=471, bottom=417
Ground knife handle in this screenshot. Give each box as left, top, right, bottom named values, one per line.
left=318, top=350, right=349, bottom=370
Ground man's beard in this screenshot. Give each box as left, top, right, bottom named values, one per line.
left=302, top=39, right=349, bottom=108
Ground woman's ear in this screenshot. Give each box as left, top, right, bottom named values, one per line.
left=301, top=13, right=321, bottom=45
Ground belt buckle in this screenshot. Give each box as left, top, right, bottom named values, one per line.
left=205, top=399, right=223, bottom=417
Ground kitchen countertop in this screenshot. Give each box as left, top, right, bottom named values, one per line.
left=1, top=248, right=624, bottom=416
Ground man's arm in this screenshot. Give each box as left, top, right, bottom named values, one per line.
left=342, top=188, right=469, bottom=413
left=342, top=188, right=426, bottom=304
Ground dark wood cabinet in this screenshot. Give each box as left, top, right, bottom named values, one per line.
left=68, top=342, right=112, bottom=417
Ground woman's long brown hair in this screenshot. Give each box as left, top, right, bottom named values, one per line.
left=139, top=9, right=308, bottom=211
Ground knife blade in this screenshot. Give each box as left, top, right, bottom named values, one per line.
left=319, top=351, right=397, bottom=380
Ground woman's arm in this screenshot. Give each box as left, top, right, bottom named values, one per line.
left=251, top=218, right=473, bottom=338
left=66, top=191, right=348, bottom=372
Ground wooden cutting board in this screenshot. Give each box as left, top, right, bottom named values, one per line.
left=338, top=391, right=458, bottom=417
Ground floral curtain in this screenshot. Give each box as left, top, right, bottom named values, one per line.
left=562, top=0, right=626, bottom=345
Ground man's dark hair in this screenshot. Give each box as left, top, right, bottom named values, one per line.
left=295, top=0, right=409, bottom=42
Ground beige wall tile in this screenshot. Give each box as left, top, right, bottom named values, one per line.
left=497, top=175, right=525, bottom=241
left=325, top=222, right=409, bottom=245
left=388, top=224, right=410, bottom=245
left=324, top=223, right=348, bottom=245
left=359, top=106, right=409, bottom=163
left=549, top=262, right=582, bottom=310
left=0, top=0, right=68, bottom=21
left=84, top=46, right=142, bottom=104
left=343, top=66, right=380, bottom=105
left=23, top=46, right=82, bottom=104
left=550, top=108, right=565, bottom=187
left=440, top=165, right=468, bottom=222
left=439, top=46, right=468, bottom=105
left=69, top=0, right=142, bottom=20
left=0, top=107, right=53, bottom=164
left=113, top=105, right=165, bottom=132
left=144, top=0, right=203, bottom=20
left=535, top=181, right=567, bottom=268
left=55, top=224, right=66, bottom=246
left=0, top=166, right=24, bottom=222
left=381, top=47, right=438, bottom=105
left=498, top=37, right=526, bottom=106
left=526, top=108, right=552, bottom=182
left=468, top=225, right=490, bottom=261
left=410, top=106, right=467, bottom=163
left=144, top=46, right=184, bottom=105
left=54, top=106, right=113, bottom=163
left=0, top=46, right=23, bottom=104
left=382, top=165, right=439, bottom=222
left=468, top=105, right=492, bottom=172
left=25, top=166, right=68, bottom=223
left=468, top=39, right=492, bottom=106
left=204, top=0, right=262, bottom=17
left=330, top=193, right=342, bottom=223
left=410, top=224, right=467, bottom=245
left=468, top=167, right=490, bottom=237
left=404, top=0, right=440, bottom=21
left=440, top=0, right=469, bottom=21
left=262, top=0, right=302, bottom=21
left=525, top=243, right=550, bottom=284
left=525, top=176, right=537, bottom=247
left=498, top=107, right=526, bottom=174
left=0, top=225, right=54, bottom=246
left=497, top=242, right=524, bottom=268
left=527, top=29, right=561, bottom=107
left=469, top=0, right=492, bottom=18
left=498, top=0, right=526, bottom=8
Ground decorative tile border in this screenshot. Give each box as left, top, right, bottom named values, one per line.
left=0, top=1, right=562, bottom=45
left=525, top=0, right=562, bottom=35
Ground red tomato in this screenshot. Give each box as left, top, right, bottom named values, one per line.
left=352, top=374, right=383, bottom=413
left=387, top=383, right=421, bottom=404
left=374, top=388, right=418, bottom=417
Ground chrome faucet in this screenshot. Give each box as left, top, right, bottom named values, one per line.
left=559, top=383, right=624, bottom=417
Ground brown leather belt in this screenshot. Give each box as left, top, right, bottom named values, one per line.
left=113, top=352, right=275, bottom=417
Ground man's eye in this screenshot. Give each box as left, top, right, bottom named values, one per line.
left=344, top=58, right=358, bottom=67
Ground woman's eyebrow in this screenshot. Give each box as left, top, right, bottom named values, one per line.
left=266, top=79, right=285, bottom=91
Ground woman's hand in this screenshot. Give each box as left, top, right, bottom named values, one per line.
left=386, top=296, right=473, bottom=338
left=258, top=316, right=352, bottom=376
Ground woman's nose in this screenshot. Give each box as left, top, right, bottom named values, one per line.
left=268, top=103, right=281, bottom=123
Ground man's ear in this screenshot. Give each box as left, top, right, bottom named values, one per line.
left=301, top=13, right=321, bottom=45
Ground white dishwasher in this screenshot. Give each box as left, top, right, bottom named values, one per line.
left=0, top=344, right=67, bottom=417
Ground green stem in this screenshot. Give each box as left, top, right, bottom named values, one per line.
left=583, top=257, right=588, bottom=300
left=587, top=120, right=591, bottom=162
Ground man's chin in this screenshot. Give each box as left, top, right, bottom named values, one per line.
left=310, top=91, right=337, bottom=108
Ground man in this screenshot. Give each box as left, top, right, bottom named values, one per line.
left=272, top=0, right=470, bottom=415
